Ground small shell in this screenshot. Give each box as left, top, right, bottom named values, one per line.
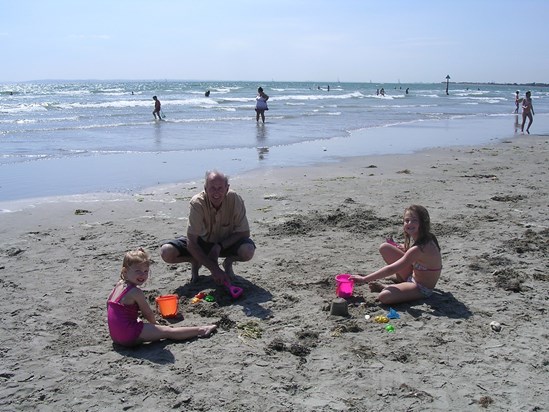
left=490, top=321, right=502, bottom=332
left=365, top=315, right=371, bottom=320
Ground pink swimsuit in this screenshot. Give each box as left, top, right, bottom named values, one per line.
left=107, top=283, right=144, bottom=346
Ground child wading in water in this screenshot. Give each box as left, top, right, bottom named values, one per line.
left=107, top=248, right=217, bottom=347
left=350, top=205, right=442, bottom=304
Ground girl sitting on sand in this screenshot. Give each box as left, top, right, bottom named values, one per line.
left=107, top=248, right=216, bottom=347
left=350, top=205, right=442, bottom=304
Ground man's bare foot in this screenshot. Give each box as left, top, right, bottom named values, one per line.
left=191, top=262, right=201, bottom=283
left=223, top=259, right=236, bottom=280
left=369, top=282, right=386, bottom=293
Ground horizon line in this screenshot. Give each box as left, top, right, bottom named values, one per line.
left=1, top=79, right=548, bottom=86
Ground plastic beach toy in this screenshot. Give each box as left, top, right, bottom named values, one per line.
left=155, top=294, right=179, bottom=318
left=224, top=280, right=243, bottom=299
left=385, top=324, right=395, bottom=332
left=374, top=315, right=389, bottom=323
left=191, top=291, right=210, bottom=304
left=195, top=292, right=207, bottom=299
left=335, top=274, right=354, bottom=298
left=387, top=308, right=400, bottom=319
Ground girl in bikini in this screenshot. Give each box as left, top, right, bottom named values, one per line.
left=107, top=248, right=217, bottom=347
left=350, top=205, right=442, bottom=304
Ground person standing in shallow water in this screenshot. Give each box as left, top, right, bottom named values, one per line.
left=255, top=87, right=269, bottom=123
left=521, top=91, right=534, bottom=134
left=152, top=96, right=162, bottom=120
left=514, top=91, right=520, bottom=114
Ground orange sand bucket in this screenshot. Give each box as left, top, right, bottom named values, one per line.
left=155, top=294, right=179, bottom=318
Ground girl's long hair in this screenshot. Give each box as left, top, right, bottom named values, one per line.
left=403, top=205, right=440, bottom=251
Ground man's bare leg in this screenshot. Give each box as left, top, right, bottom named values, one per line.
left=190, top=260, right=202, bottom=283
left=222, top=258, right=236, bottom=281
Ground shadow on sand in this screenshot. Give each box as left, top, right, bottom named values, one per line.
left=397, top=290, right=473, bottom=319
left=173, top=275, right=274, bottom=320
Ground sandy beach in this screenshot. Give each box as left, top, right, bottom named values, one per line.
left=0, top=134, right=548, bottom=411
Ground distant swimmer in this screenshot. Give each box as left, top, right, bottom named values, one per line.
left=152, top=96, right=162, bottom=120
left=205, top=90, right=210, bottom=97
left=406, top=88, right=409, bottom=95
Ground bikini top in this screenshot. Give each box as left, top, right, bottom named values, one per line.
left=413, top=262, right=442, bottom=272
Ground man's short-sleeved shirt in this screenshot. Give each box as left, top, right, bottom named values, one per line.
left=187, top=190, right=249, bottom=243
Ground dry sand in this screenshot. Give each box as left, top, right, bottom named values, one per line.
left=0, top=135, right=548, bottom=411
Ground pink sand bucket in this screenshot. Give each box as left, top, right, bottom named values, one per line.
left=335, top=274, right=354, bottom=298
left=155, top=294, right=179, bottom=318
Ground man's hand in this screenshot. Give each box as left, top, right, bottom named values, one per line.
left=211, top=267, right=228, bottom=285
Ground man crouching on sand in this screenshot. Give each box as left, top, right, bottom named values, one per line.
left=160, top=170, right=256, bottom=285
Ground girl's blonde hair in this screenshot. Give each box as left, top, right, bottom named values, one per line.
left=120, top=247, right=151, bottom=279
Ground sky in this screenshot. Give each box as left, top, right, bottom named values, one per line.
left=1, top=0, right=548, bottom=84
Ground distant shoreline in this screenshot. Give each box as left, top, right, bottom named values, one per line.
left=451, top=81, right=549, bottom=88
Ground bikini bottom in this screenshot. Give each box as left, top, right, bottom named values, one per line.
left=407, top=276, right=433, bottom=297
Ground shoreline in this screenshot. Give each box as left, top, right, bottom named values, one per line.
left=2, top=114, right=548, bottom=208
left=0, top=134, right=548, bottom=410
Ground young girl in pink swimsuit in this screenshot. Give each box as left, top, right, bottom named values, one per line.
left=107, top=248, right=217, bottom=347
left=350, top=205, right=442, bottom=304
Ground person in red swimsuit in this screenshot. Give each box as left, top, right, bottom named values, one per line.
left=107, top=248, right=216, bottom=347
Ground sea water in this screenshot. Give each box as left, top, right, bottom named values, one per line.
left=1, top=80, right=548, bottom=203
